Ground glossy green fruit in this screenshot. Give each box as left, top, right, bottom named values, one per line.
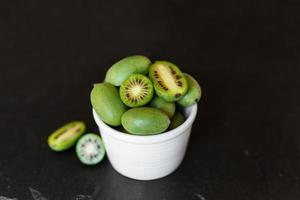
left=149, top=96, right=175, bottom=118
left=121, top=107, right=170, bottom=135
left=149, top=61, right=188, bottom=102
left=91, top=83, right=127, bottom=126
left=76, top=133, right=105, bottom=165
left=169, top=111, right=185, bottom=130
left=120, top=74, right=154, bottom=107
left=105, top=55, right=151, bottom=86
left=177, top=73, right=202, bottom=107
left=48, top=121, right=86, bottom=151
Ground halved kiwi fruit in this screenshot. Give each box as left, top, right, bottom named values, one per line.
left=149, top=61, right=188, bottom=102
left=48, top=121, right=86, bottom=152
left=76, top=133, right=105, bottom=165
left=120, top=74, right=153, bottom=107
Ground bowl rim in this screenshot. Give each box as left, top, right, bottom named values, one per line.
left=93, top=104, right=198, bottom=144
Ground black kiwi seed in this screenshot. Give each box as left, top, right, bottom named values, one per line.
left=175, top=93, right=181, bottom=98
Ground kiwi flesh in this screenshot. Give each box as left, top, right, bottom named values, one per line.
left=149, top=96, right=176, bottom=118
left=149, top=61, right=188, bottom=102
left=177, top=73, right=202, bottom=107
left=48, top=121, right=86, bottom=152
left=120, top=74, right=153, bottom=107
left=76, top=133, right=105, bottom=165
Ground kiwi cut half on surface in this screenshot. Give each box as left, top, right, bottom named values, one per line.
left=120, top=74, right=153, bottom=107
left=76, top=133, right=105, bottom=165
left=149, top=61, right=188, bottom=102
left=48, top=121, right=86, bottom=152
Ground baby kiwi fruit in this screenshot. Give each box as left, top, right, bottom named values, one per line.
left=48, top=121, right=86, bottom=152
left=76, top=133, right=105, bottom=165
left=169, top=111, right=185, bottom=130
left=91, top=83, right=127, bottom=126
left=149, top=96, right=176, bottom=118
left=120, top=74, right=153, bottom=107
left=177, top=73, right=202, bottom=107
left=149, top=61, right=188, bottom=102
left=105, top=55, right=151, bottom=86
left=121, top=107, right=170, bottom=135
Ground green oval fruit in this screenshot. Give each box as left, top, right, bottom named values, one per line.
left=48, top=121, right=86, bottom=151
left=76, top=133, right=105, bottom=165
left=149, top=61, right=188, bottom=102
left=91, top=83, right=127, bottom=126
left=105, top=55, right=151, bottom=86
left=169, top=111, right=185, bottom=130
left=177, top=73, right=202, bottom=107
left=121, top=107, right=170, bottom=135
left=149, top=96, right=176, bottom=118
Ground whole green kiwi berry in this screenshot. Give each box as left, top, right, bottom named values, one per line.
left=121, top=107, right=170, bottom=135
left=169, top=111, right=185, bottom=130
left=149, top=96, right=176, bottom=118
left=105, top=55, right=151, bottom=86
left=91, top=83, right=127, bottom=126
left=177, top=73, right=202, bottom=107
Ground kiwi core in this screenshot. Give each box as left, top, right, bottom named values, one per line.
left=131, top=85, right=143, bottom=96
left=156, top=64, right=180, bottom=92
left=85, top=143, right=97, bottom=155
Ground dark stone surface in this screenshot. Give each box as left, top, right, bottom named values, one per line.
left=0, top=0, right=300, bottom=199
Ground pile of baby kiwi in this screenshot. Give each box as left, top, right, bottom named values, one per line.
left=47, top=55, right=201, bottom=166
left=91, top=55, right=202, bottom=135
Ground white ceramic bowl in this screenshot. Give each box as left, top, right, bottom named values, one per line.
left=93, top=104, right=198, bottom=181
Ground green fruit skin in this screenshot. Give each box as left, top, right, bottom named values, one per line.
left=91, top=83, right=127, bottom=126
left=149, top=96, right=176, bottom=118
left=48, top=121, right=86, bottom=152
left=149, top=61, right=188, bottom=102
left=169, top=111, right=185, bottom=130
left=105, top=55, right=151, bottom=86
left=119, top=74, right=154, bottom=107
left=177, top=73, right=202, bottom=107
left=121, top=107, right=170, bottom=135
